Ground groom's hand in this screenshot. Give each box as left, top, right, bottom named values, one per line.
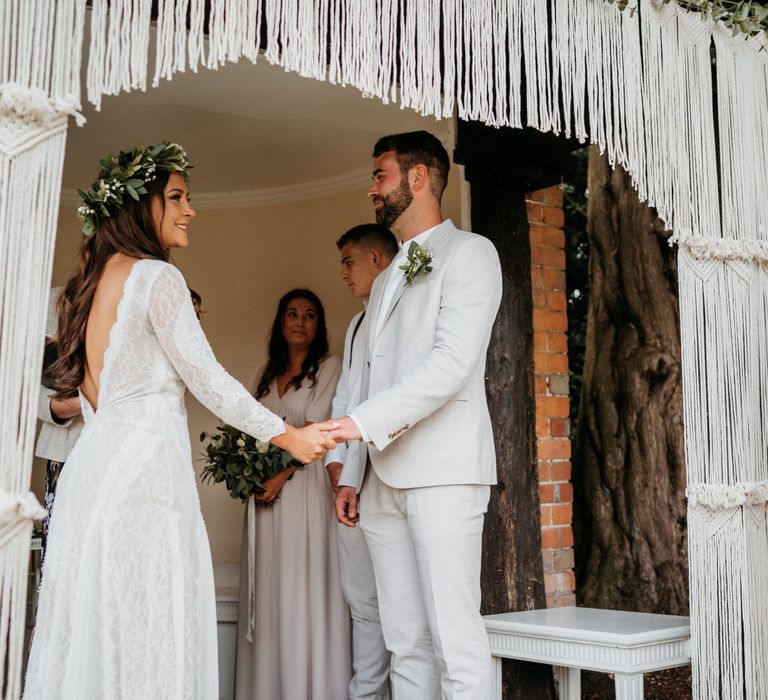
left=324, top=416, right=362, bottom=443
left=335, top=486, right=359, bottom=527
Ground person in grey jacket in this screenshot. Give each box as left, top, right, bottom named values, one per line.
left=36, top=288, right=83, bottom=556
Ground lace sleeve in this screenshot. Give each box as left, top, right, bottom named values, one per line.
left=148, top=263, right=285, bottom=442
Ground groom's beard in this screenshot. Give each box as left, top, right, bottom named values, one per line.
left=374, top=176, right=413, bottom=228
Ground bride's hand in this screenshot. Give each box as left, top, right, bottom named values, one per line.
left=271, top=423, right=336, bottom=464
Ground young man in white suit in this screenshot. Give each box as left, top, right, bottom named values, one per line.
left=325, top=223, right=398, bottom=700
left=329, top=131, right=503, bottom=699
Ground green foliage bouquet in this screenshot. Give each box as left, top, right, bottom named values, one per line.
left=200, top=425, right=299, bottom=504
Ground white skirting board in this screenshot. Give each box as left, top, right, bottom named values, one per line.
left=215, top=564, right=240, bottom=700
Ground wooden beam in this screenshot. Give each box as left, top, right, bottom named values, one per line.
left=456, top=121, right=557, bottom=699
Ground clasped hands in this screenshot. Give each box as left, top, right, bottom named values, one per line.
left=266, top=416, right=361, bottom=517
left=271, top=415, right=361, bottom=464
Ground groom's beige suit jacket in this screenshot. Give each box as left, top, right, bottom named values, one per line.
left=345, top=218, right=502, bottom=490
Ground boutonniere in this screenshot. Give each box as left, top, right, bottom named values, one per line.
left=399, top=241, right=434, bottom=284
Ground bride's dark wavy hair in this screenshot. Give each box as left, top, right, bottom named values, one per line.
left=254, top=289, right=329, bottom=399
left=49, top=170, right=171, bottom=398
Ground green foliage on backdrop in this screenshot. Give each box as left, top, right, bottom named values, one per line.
left=603, top=0, right=768, bottom=37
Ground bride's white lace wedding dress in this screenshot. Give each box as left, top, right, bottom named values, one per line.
left=24, top=259, right=285, bottom=699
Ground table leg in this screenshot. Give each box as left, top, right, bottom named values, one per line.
left=490, top=656, right=503, bottom=700
left=553, top=666, right=580, bottom=700
left=615, top=673, right=644, bottom=700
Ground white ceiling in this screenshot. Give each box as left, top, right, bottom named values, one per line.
left=62, top=58, right=452, bottom=194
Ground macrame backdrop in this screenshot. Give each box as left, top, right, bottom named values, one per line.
left=0, top=0, right=766, bottom=697
left=0, top=2, right=85, bottom=696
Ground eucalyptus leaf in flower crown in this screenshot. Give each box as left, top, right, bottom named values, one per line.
left=199, top=424, right=300, bottom=504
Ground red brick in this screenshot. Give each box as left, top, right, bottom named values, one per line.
left=550, top=417, right=571, bottom=438
left=526, top=202, right=545, bottom=223
left=547, top=460, right=572, bottom=481
left=551, top=503, right=573, bottom=525
left=556, top=482, right=574, bottom=502
left=534, top=352, right=569, bottom=374
left=544, top=570, right=576, bottom=593
left=530, top=245, right=566, bottom=269
left=553, top=548, right=575, bottom=570
left=533, top=309, right=568, bottom=332
left=536, top=396, right=570, bottom=419
left=540, top=527, right=559, bottom=548
left=529, top=185, right=564, bottom=207
left=532, top=288, right=548, bottom=309
left=529, top=224, right=565, bottom=249
left=543, top=206, right=565, bottom=227
left=547, top=593, right=577, bottom=609
left=535, top=375, right=548, bottom=394
left=540, top=268, right=566, bottom=290
left=544, top=571, right=575, bottom=593
left=540, top=505, right=552, bottom=526
left=541, top=549, right=555, bottom=573
left=536, top=416, right=550, bottom=438
left=545, top=291, right=567, bottom=312
left=546, top=331, right=568, bottom=353
left=539, top=483, right=555, bottom=504
left=560, top=528, right=575, bottom=547
left=529, top=225, right=566, bottom=249
left=538, top=438, right=571, bottom=460
left=540, top=525, right=573, bottom=549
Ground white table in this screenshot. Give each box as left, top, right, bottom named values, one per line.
left=483, top=607, right=691, bottom=700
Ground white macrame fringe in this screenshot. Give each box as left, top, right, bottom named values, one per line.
left=679, top=243, right=768, bottom=698
left=0, top=1, right=83, bottom=696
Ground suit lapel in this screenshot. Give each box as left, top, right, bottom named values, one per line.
left=377, top=220, right=455, bottom=334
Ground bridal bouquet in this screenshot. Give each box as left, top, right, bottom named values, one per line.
left=199, top=425, right=299, bottom=504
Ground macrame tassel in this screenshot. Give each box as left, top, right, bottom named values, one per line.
left=187, top=0, right=207, bottom=72
left=638, top=0, right=678, bottom=228
left=687, top=504, right=746, bottom=699
left=522, top=0, right=553, bottom=132
left=153, top=0, right=176, bottom=87
left=87, top=0, right=151, bottom=110
left=713, top=28, right=768, bottom=245
left=672, top=10, right=720, bottom=240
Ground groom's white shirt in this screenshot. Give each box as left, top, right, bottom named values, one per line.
left=346, top=218, right=502, bottom=489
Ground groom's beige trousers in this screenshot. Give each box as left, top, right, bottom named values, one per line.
left=359, top=468, right=492, bottom=700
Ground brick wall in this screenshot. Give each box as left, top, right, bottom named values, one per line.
left=527, top=185, right=576, bottom=609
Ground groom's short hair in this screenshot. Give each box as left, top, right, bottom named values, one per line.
left=337, top=224, right=398, bottom=260
left=372, top=131, right=450, bottom=202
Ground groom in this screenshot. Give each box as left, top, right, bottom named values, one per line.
left=329, top=131, right=502, bottom=699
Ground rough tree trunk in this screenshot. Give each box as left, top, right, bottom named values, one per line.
left=573, top=147, right=688, bottom=615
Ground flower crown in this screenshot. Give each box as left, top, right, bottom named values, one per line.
left=76, top=142, right=192, bottom=237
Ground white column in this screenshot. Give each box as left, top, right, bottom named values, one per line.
left=614, top=672, right=644, bottom=700
left=553, top=665, right=580, bottom=700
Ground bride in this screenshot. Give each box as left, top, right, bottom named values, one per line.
left=23, top=142, right=335, bottom=699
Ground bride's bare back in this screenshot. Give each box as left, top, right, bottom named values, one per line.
left=81, top=253, right=139, bottom=410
